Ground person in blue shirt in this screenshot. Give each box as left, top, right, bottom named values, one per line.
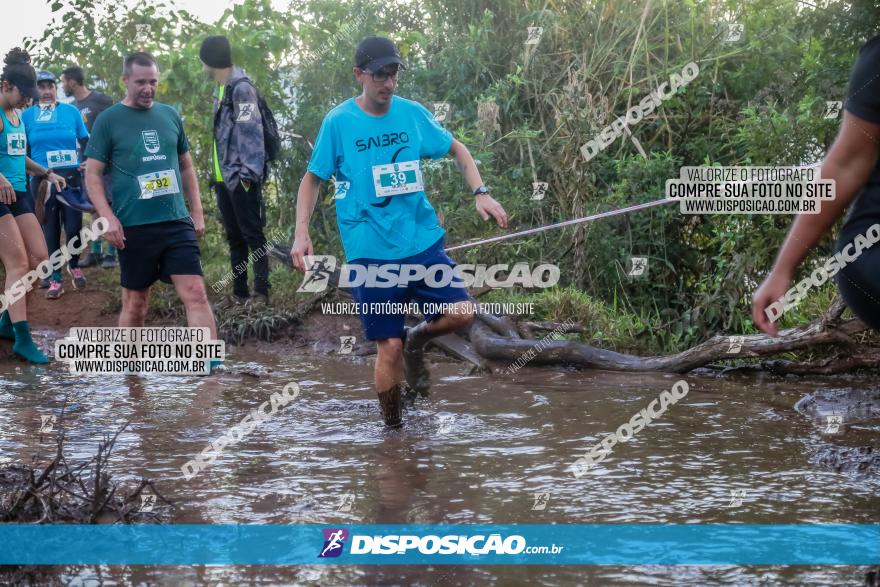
left=290, top=36, right=508, bottom=427
left=22, top=70, right=89, bottom=299
left=0, top=48, right=66, bottom=363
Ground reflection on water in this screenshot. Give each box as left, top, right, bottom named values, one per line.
left=1, top=347, right=878, bottom=585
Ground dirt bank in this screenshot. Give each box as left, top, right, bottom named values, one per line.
left=0, top=269, right=377, bottom=363
left=0, top=267, right=117, bottom=362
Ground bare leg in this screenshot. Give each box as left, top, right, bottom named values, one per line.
left=0, top=215, right=49, bottom=362
left=120, top=286, right=150, bottom=327
left=0, top=215, right=30, bottom=324
left=15, top=213, right=49, bottom=272
left=375, top=338, right=404, bottom=390
left=15, top=213, right=49, bottom=319
left=375, top=337, right=404, bottom=427
left=170, top=274, right=217, bottom=338
left=425, top=300, right=475, bottom=335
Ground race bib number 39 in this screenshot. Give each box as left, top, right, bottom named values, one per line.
left=47, top=150, right=78, bottom=168
left=372, top=161, right=424, bottom=197
left=6, top=133, right=26, bottom=156
left=138, top=170, right=179, bottom=199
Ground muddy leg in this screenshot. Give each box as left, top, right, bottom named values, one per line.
left=377, top=383, right=404, bottom=428
left=376, top=338, right=404, bottom=427
left=403, top=322, right=432, bottom=397
left=404, top=300, right=475, bottom=397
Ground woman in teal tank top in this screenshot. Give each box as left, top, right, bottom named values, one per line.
left=0, top=48, right=66, bottom=363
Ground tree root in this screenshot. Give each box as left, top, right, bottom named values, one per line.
left=470, top=297, right=878, bottom=374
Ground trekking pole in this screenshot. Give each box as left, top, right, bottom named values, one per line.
left=446, top=162, right=824, bottom=252
left=445, top=198, right=672, bottom=252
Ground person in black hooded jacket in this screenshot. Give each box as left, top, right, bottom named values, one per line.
left=200, top=35, right=270, bottom=304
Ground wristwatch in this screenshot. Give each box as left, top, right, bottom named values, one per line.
left=473, top=185, right=490, bottom=196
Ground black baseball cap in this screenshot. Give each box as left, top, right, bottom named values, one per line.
left=5, top=67, right=39, bottom=100
left=355, top=36, right=405, bottom=73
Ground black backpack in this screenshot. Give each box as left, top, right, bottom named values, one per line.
left=223, top=77, right=281, bottom=163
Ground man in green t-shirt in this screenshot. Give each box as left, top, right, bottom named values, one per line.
left=84, top=52, right=217, bottom=338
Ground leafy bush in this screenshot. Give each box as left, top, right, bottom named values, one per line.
left=27, top=0, right=880, bottom=350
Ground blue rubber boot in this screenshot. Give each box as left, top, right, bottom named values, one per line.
left=12, top=321, right=49, bottom=364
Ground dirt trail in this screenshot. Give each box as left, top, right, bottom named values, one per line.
left=0, top=267, right=371, bottom=364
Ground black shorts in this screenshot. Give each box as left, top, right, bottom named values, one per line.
left=0, top=190, right=35, bottom=218
left=118, top=218, right=203, bottom=290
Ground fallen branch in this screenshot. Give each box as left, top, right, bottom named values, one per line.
left=470, top=298, right=877, bottom=374
left=0, top=404, right=173, bottom=524
left=475, top=311, right=522, bottom=339
left=518, top=320, right=587, bottom=339
left=744, top=348, right=880, bottom=375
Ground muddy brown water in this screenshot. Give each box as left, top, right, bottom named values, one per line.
left=1, top=339, right=878, bottom=586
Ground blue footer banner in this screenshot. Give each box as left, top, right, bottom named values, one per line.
left=1, top=524, right=878, bottom=565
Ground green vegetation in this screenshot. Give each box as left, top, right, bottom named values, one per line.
left=25, top=0, right=880, bottom=352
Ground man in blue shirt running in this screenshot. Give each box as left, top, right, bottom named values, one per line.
left=291, top=36, right=508, bottom=427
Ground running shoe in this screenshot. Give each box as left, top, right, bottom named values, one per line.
left=38, top=277, right=51, bottom=289
left=46, top=281, right=64, bottom=300
left=100, top=255, right=117, bottom=269
left=79, top=251, right=99, bottom=268
left=67, top=266, right=87, bottom=289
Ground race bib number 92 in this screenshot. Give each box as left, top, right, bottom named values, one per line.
left=138, top=170, right=179, bottom=199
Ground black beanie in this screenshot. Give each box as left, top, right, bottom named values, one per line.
left=200, top=35, right=232, bottom=68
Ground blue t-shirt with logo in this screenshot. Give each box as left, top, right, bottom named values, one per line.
left=307, top=95, right=453, bottom=261
left=22, top=102, right=88, bottom=170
